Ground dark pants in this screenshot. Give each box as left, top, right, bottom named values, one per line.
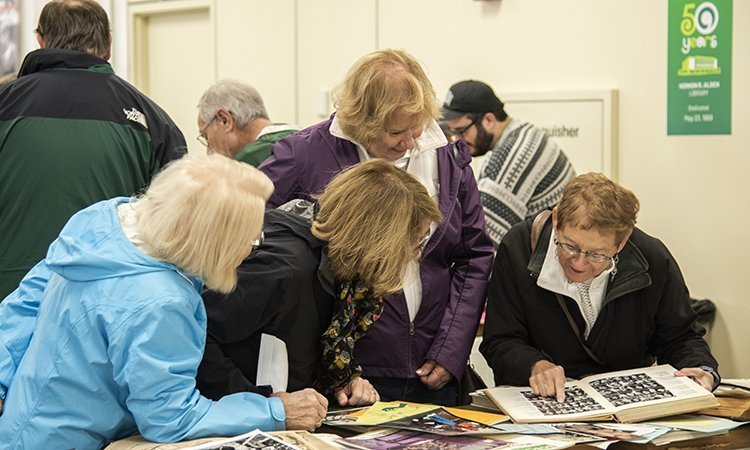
left=368, top=376, right=458, bottom=406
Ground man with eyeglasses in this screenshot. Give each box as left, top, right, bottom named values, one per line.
left=197, top=79, right=298, bottom=166
left=480, top=173, right=720, bottom=402
left=442, top=80, right=575, bottom=247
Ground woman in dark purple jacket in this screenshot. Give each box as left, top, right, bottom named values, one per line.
left=259, top=49, right=494, bottom=405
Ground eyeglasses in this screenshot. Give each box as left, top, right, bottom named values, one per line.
left=250, top=231, right=264, bottom=252
left=196, top=115, right=217, bottom=147
left=450, top=116, right=481, bottom=137
left=554, top=239, right=614, bottom=264
left=416, top=230, right=431, bottom=256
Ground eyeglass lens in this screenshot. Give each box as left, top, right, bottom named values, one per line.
left=555, top=239, right=611, bottom=263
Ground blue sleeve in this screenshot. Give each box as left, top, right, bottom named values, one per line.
left=108, top=295, right=286, bottom=442
left=0, top=260, right=52, bottom=399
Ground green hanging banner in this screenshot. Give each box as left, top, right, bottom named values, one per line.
left=668, top=0, right=732, bottom=135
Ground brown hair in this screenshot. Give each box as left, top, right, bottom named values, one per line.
left=333, top=49, right=440, bottom=147
left=312, top=160, right=442, bottom=296
left=556, top=172, right=640, bottom=244
left=36, top=0, right=110, bottom=58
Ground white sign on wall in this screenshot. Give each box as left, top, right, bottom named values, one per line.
left=502, top=89, right=619, bottom=179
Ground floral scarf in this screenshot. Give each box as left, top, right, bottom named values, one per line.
left=316, top=279, right=383, bottom=395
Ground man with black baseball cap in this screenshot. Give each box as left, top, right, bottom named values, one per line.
left=443, top=80, right=576, bottom=246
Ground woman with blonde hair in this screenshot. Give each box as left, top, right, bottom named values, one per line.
left=199, top=159, right=443, bottom=407
left=0, top=154, right=327, bottom=450
left=259, top=49, right=494, bottom=405
left=481, top=172, right=719, bottom=403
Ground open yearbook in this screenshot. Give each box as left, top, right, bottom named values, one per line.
left=484, top=365, right=719, bottom=423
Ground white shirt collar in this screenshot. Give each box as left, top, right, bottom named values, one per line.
left=329, top=114, right=447, bottom=163
left=537, top=228, right=615, bottom=336
left=257, top=123, right=298, bottom=139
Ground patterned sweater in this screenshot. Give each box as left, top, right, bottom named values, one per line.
left=476, top=118, right=575, bottom=246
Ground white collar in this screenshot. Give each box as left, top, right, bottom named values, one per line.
left=329, top=114, right=447, bottom=159
left=537, top=228, right=614, bottom=297
left=257, top=123, right=298, bottom=139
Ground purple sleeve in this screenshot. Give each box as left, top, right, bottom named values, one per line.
left=259, top=137, right=299, bottom=208
left=427, top=162, right=495, bottom=380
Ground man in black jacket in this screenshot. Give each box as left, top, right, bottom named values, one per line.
left=480, top=173, right=719, bottom=402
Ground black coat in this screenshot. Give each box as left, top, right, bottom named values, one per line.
left=480, top=215, right=718, bottom=386
left=197, top=209, right=335, bottom=399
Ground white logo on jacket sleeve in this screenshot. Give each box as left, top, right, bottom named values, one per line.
left=123, top=107, right=148, bottom=129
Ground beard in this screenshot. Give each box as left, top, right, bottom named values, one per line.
left=471, top=123, right=495, bottom=156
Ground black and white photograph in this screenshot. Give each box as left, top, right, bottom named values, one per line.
left=521, top=387, right=605, bottom=416
left=199, top=430, right=300, bottom=450
left=589, top=373, right=675, bottom=407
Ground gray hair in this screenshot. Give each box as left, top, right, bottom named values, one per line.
left=197, top=79, right=269, bottom=128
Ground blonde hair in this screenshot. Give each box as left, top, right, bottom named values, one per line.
left=333, top=49, right=441, bottom=147
left=133, top=153, right=273, bottom=293
left=556, top=172, right=640, bottom=244
left=312, top=160, right=442, bottom=296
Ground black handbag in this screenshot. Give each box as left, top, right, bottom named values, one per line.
left=457, top=363, right=488, bottom=405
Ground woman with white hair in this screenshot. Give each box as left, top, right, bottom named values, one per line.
left=0, top=154, right=326, bottom=450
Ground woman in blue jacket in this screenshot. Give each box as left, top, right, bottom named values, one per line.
left=0, top=154, right=327, bottom=450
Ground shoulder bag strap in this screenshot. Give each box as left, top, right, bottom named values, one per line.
left=530, top=210, right=552, bottom=253
left=530, top=210, right=606, bottom=367
left=554, top=293, right=605, bottom=365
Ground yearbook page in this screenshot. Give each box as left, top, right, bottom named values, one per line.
left=486, top=365, right=718, bottom=423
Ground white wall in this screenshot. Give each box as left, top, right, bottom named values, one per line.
left=18, top=0, right=749, bottom=378
left=215, top=0, right=296, bottom=127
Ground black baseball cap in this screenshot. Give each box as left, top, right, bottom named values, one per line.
left=442, top=80, right=504, bottom=120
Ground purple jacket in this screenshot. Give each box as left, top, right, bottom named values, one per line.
left=259, top=117, right=494, bottom=380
